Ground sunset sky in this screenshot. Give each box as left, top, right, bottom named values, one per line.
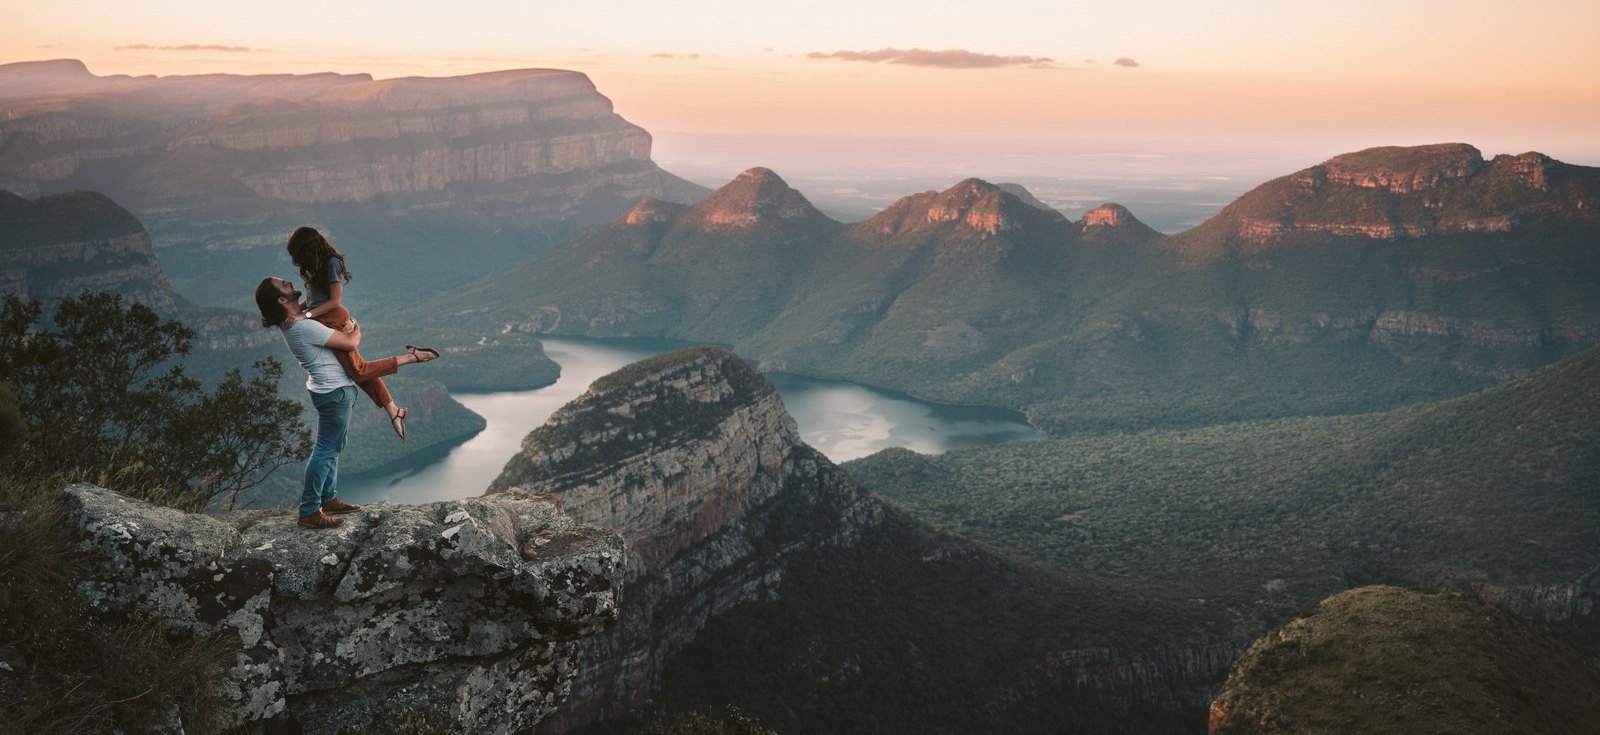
left=6, top=0, right=1599, bottom=169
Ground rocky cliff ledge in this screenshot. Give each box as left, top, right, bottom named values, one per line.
left=490, top=346, right=883, bottom=729
left=63, top=483, right=624, bottom=734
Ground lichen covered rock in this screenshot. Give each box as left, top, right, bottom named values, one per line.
left=63, top=483, right=624, bottom=734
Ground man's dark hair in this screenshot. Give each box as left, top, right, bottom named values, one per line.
left=255, top=278, right=286, bottom=328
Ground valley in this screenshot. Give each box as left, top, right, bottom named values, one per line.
left=4, top=55, right=1599, bottom=735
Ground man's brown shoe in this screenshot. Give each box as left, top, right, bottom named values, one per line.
left=321, top=497, right=363, bottom=515
left=297, top=510, right=344, bottom=530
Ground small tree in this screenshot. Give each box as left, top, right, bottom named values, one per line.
left=0, top=291, right=309, bottom=511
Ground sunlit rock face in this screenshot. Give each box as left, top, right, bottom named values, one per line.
left=1322, top=142, right=1487, bottom=193
left=0, top=60, right=704, bottom=236
left=675, top=167, right=832, bottom=232
left=491, top=346, right=883, bottom=730
left=63, top=483, right=624, bottom=734
left=1178, top=143, right=1600, bottom=252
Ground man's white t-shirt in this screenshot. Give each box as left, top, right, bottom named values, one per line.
left=279, top=319, right=356, bottom=393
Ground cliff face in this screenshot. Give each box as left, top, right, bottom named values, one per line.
left=0, top=189, right=281, bottom=350
left=489, top=347, right=883, bottom=729
left=0, top=60, right=706, bottom=271
left=0, top=190, right=179, bottom=313
left=852, top=178, right=1073, bottom=244
left=1180, top=143, right=1600, bottom=255
left=0, top=62, right=697, bottom=211
left=426, top=144, right=1600, bottom=435
left=63, top=483, right=624, bottom=734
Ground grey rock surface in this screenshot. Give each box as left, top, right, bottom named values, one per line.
left=63, top=483, right=624, bottom=734
left=493, top=346, right=884, bottom=730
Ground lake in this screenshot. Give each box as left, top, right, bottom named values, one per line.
left=340, top=336, right=1037, bottom=504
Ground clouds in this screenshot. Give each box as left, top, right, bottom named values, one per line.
left=1113, top=57, right=1140, bottom=68
left=651, top=52, right=701, bottom=60
left=115, top=43, right=261, bottom=53
left=807, top=48, right=1055, bottom=69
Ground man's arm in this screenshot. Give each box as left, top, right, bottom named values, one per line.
left=324, top=319, right=361, bottom=351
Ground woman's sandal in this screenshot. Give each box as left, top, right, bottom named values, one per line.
left=390, top=407, right=408, bottom=441
left=406, top=345, right=441, bottom=363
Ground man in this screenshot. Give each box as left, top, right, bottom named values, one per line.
left=254, top=276, right=427, bottom=529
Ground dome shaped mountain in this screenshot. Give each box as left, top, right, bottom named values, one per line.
left=418, top=141, right=1600, bottom=436
left=618, top=196, right=687, bottom=227
left=1210, top=586, right=1600, bottom=735
left=1079, top=202, right=1159, bottom=244
left=1175, top=143, right=1600, bottom=257
left=852, top=178, right=1074, bottom=245
left=676, top=167, right=835, bottom=232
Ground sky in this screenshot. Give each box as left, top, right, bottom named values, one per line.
left=6, top=0, right=1600, bottom=171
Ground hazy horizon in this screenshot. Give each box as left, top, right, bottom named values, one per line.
left=7, top=0, right=1598, bottom=181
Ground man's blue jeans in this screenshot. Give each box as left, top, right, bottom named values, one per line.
left=301, top=385, right=356, bottom=517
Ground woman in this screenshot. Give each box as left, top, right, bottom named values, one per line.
left=287, top=226, right=439, bottom=440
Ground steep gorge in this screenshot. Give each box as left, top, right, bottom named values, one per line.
left=487, top=347, right=1226, bottom=732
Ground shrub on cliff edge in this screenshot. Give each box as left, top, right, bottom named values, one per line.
left=0, top=291, right=309, bottom=511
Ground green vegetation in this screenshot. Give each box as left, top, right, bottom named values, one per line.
left=646, top=707, right=776, bottom=735
left=495, top=346, right=767, bottom=485
left=1212, top=586, right=1600, bottom=734
left=408, top=152, right=1600, bottom=436
left=0, top=292, right=309, bottom=511
left=594, top=705, right=779, bottom=735
left=643, top=505, right=1208, bottom=734
left=845, top=344, right=1600, bottom=644
left=360, top=325, right=559, bottom=391
left=0, top=468, right=235, bottom=733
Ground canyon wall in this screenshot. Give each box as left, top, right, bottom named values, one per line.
left=0, top=59, right=706, bottom=265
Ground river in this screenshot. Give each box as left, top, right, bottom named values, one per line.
left=340, top=336, right=1036, bottom=504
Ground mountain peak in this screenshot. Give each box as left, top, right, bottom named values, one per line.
left=499, top=346, right=787, bottom=489
left=1211, top=585, right=1600, bottom=734
left=855, top=177, right=1071, bottom=242
left=679, top=167, right=829, bottom=230
left=1081, top=202, right=1134, bottom=228
left=1175, top=142, right=1599, bottom=256
left=1079, top=202, right=1160, bottom=244
left=619, top=197, right=686, bottom=226
left=0, top=58, right=92, bottom=79
left=1321, top=143, right=1486, bottom=193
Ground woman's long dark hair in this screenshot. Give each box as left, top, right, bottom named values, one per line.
left=286, top=226, right=353, bottom=293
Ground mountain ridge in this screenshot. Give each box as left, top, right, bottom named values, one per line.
left=0, top=58, right=711, bottom=312
left=1172, top=142, right=1600, bottom=258
left=420, top=142, right=1600, bottom=434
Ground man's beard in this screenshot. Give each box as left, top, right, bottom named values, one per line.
left=291, top=289, right=303, bottom=301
